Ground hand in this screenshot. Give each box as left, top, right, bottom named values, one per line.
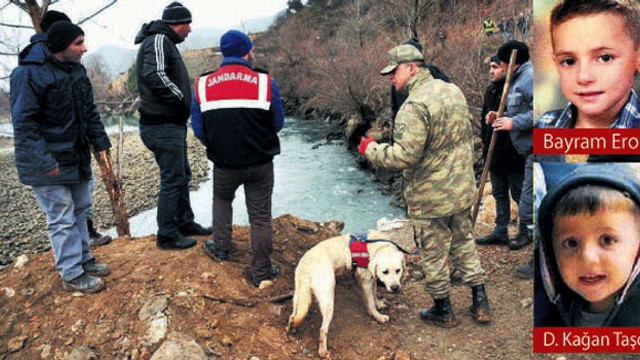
left=45, top=167, right=60, bottom=177
left=358, top=136, right=376, bottom=155
left=485, top=111, right=498, bottom=124
left=492, top=117, right=513, bottom=131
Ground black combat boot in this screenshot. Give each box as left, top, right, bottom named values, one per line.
left=420, top=296, right=458, bottom=328
left=469, top=284, right=492, bottom=324
left=87, top=219, right=112, bottom=246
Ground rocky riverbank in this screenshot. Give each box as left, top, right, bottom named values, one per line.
left=0, top=132, right=210, bottom=266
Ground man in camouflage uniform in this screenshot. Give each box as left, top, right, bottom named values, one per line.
left=359, top=44, right=491, bottom=327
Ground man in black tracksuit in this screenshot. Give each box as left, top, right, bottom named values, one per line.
left=135, top=2, right=211, bottom=250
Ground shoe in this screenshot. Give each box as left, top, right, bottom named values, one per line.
left=420, top=296, right=458, bottom=328
left=248, top=264, right=279, bottom=288
left=87, top=219, right=112, bottom=246
left=63, top=273, right=105, bottom=293
left=475, top=232, right=508, bottom=246
left=202, top=240, right=229, bottom=261
left=469, top=284, right=492, bottom=324
left=516, top=259, right=533, bottom=279
left=179, top=222, right=213, bottom=236
left=509, top=232, right=533, bottom=250
left=82, top=259, right=111, bottom=277
left=156, top=234, right=197, bottom=250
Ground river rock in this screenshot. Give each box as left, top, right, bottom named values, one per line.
left=3, top=287, right=15, bottom=298
left=13, top=254, right=29, bottom=269
left=0, top=133, right=209, bottom=265
left=66, top=346, right=97, bottom=360
left=7, top=335, right=27, bottom=352
left=393, top=350, right=411, bottom=360
left=150, top=332, right=207, bottom=360
left=40, top=343, right=52, bottom=358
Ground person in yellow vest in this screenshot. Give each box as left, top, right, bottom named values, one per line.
left=483, top=19, right=496, bottom=36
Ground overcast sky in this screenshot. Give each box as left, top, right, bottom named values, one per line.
left=1, top=0, right=289, bottom=53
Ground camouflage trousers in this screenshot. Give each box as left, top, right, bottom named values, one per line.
left=414, top=208, right=486, bottom=299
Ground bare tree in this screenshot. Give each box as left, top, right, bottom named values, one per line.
left=378, top=0, right=434, bottom=38
left=2, top=0, right=117, bottom=32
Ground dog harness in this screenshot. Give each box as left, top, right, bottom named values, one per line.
left=349, top=232, right=420, bottom=272
left=349, top=233, right=371, bottom=269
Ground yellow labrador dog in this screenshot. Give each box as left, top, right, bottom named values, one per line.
left=286, top=230, right=405, bottom=359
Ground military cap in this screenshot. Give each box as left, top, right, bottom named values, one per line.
left=380, top=44, right=424, bottom=75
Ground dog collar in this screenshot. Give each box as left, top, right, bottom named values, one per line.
left=349, top=233, right=370, bottom=269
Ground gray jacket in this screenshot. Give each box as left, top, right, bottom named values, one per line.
left=505, top=60, right=533, bottom=157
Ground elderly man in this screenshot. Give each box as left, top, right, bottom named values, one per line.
left=11, top=22, right=111, bottom=293
left=359, top=44, right=491, bottom=327
left=135, top=2, right=211, bottom=250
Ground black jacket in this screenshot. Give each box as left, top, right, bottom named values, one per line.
left=134, top=21, right=191, bottom=125
left=11, top=49, right=111, bottom=186
left=480, top=79, right=525, bottom=173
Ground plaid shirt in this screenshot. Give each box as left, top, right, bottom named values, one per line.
left=536, top=89, right=640, bottom=128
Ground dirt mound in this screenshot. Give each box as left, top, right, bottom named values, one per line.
left=0, top=213, right=540, bottom=360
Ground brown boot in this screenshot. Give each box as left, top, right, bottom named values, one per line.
left=469, top=284, right=492, bottom=324
left=420, top=296, right=458, bottom=328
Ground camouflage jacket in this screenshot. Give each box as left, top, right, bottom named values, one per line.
left=366, top=69, right=476, bottom=219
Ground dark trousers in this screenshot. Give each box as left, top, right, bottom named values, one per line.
left=140, top=123, right=195, bottom=237
left=213, top=161, right=274, bottom=281
left=519, top=155, right=534, bottom=235
left=489, top=168, right=524, bottom=236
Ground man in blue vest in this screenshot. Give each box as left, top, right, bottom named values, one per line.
left=192, top=30, right=285, bottom=288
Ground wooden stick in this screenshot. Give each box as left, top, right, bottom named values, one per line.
left=202, top=294, right=256, bottom=308
left=93, top=149, right=130, bottom=236
left=471, top=49, right=518, bottom=227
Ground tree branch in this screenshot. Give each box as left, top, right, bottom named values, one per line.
left=0, top=51, right=18, bottom=55
left=77, top=0, right=117, bottom=25
left=0, top=1, right=13, bottom=11
left=0, top=21, right=33, bottom=29
left=9, top=0, right=27, bottom=13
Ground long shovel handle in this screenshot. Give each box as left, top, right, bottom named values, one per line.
left=472, top=49, right=518, bottom=228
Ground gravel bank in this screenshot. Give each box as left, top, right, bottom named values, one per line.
left=0, top=132, right=210, bottom=265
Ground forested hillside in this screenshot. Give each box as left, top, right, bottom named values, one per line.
left=255, top=0, right=531, bottom=132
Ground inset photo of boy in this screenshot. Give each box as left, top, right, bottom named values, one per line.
left=534, top=0, right=640, bottom=129
left=534, top=162, right=640, bottom=326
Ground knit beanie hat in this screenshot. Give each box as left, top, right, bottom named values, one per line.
left=220, top=30, right=253, bottom=58
left=404, top=37, right=423, bottom=53
left=538, top=163, right=640, bottom=245
left=40, top=10, right=71, bottom=32
left=497, top=40, right=530, bottom=65
left=47, top=21, right=84, bottom=53
left=162, top=2, right=192, bottom=24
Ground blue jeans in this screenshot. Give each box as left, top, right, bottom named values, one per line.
left=33, top=179, right=93, bottom=281
left=140, top=123, right=195, bottom=237
left=490, top=169, right=524, bottom=236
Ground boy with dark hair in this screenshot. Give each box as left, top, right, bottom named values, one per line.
left=537, top=0, right=640, bottom=129
left=537, top=164, right=640, bottom=326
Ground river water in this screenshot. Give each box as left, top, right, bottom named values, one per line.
left=111, top=116, right=406, bottom=237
